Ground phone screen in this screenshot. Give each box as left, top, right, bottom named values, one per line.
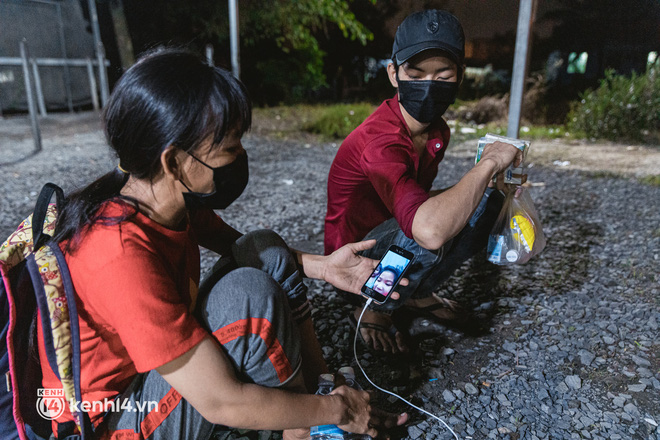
left=361, top=245, right=413, bottom=304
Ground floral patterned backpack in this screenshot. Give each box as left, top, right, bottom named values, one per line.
left=0, top=183, right=93, bottom=440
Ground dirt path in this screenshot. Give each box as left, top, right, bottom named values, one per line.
left=1, top=112, right=659, bottom=439
left=249, top=108, right=660, bottom=178
left=448, top=138, right=660, bottom=178
left=2, top=112, right=659, bottom=177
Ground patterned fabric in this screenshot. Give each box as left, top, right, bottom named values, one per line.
left=0, top=206, right=57, bottom=269
left=0, top=204, right=84, bottom=434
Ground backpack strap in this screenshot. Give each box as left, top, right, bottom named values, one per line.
left=53, top=243, right=93, bottom=439
left=34, top=244, right=93, bottom=439
left=32, top=183, right=64, bottom=251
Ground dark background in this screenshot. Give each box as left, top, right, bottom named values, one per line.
left=2, top=0, right=659, bottom=114
left=91, top=0, right=660, bottom=105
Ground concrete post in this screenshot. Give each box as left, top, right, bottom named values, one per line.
left=57, top=3, right=74, bottom=112
left=30, top=60, right=47, bottom=117
left=507, top=0, right=537, bottom=139
left=229, top=0, right=240, bottom=78
left=87, top=0, right=110, bottom=106
left=206, top=44, right=214, bottom=66
left=86, top=58, right=100, bottom=111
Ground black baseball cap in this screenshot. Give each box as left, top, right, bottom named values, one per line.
left=392, top=10, right=465, bottom=66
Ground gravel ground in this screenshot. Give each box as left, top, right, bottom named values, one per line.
left=1, top=113, right=659, bottom=440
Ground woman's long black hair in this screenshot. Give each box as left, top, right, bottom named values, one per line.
left=53, top=48, right=252, bottom=253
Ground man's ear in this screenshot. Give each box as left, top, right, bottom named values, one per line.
left=160, top=145, right=184, bottom=180
left=387, top=62, right=398, bottom=88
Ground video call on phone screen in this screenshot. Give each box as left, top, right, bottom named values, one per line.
left=364, top=251, right=411, bottom=297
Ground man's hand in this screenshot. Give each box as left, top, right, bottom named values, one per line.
left=479, top=140, right=524, bottom=173
left=481, top=141, right=526, bottom=191
left=322, top=240, right=407, bottom=299
left=332, top=385, right=408, bottom=438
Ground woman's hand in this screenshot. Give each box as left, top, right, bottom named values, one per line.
left=321, top=240, right=407, bottom=300
left=332, top=385, right=408, bottom=438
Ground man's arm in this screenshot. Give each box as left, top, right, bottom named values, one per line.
left=411, top=141, right=522, bottom=250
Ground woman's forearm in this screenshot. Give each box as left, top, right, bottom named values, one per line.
left=159, top=337, right=345, bottom=430
left=210, top=382, right=345, bottom=430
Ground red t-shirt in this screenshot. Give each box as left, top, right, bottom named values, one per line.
left=37, top=200, right=230, bottom=426
left=324, top=96, right=451, bottom=254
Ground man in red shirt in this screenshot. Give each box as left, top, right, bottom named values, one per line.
left=325, top=10, right=524, bottom=353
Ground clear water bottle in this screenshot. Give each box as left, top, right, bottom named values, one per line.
left=337, top=367, right=372, bottom=440
left=310, top=374, right=345, bottom=440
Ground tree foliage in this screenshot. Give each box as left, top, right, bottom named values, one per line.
left=241, top=0, right=374, bottom=50
left=241, top=0, right=374, bottom=101
left=567, top=66, right=660, bottom=143
left=151, top=0, right=374, bottom=103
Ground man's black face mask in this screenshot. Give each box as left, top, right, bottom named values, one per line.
left=396, top=71, right=459, bottom=124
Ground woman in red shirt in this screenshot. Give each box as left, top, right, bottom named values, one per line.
left=42, top=48, right=406, bottom=440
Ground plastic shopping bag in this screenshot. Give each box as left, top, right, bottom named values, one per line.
left=487, top=186, right=546, bottom=265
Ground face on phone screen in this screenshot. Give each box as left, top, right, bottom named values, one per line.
left=361, top=246, right=413, bottom=304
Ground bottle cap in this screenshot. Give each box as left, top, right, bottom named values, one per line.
left=338, top=366, right=355, bottom=376
left=319, top=373, right=335, bottom=382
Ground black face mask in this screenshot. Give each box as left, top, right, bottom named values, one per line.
left=180, top=152, right=249, bottom=210
left=396, top=73, right=459, bottom=123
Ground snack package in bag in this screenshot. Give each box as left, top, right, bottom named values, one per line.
left=487, top=186, right=546, bottom=265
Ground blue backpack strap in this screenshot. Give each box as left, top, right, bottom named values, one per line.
left=29, top=256, right=61, bottom=382
left=52, top=244, right=93, bottom=439
left=29, top=183, right=66, bottom=381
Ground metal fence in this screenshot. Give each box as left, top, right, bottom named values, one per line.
left=0, top=0, right=110, bottom=152
left=0, top=0, right=107, bottom=114
left=0, top=51, right=108, bottom=115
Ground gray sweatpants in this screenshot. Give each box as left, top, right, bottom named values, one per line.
left=95, top=230, right=309, bottom=440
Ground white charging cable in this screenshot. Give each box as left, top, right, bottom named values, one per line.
left=354, top=298, right=459, bottom=440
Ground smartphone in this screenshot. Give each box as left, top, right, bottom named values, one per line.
left=361, top=245, right=414, bottom=304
